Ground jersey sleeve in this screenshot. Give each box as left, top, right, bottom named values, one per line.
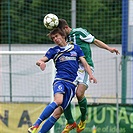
left=79, top=28, right=95, bottom=43
left=45, top=48, right=56, bottom=60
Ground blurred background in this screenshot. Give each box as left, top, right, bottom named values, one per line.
left=0, top=0, right=133, bottom=133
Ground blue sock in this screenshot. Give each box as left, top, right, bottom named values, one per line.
left=34, top=102, right=58, bottom=126
left=38, top=116, right=57, bottom=133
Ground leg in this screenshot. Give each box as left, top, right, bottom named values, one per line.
left=76, top=84, right=87, bottom=133
left=34, top=93, right=63, bottom=126
left=39, top=106, right=63, bottom=133
left=64, top=103, right=75, bottom=124
left=34, top=101, right=58, bottom=125
left=62, top=104, right=77, bottom=133
left=61, top=82, right=77, bottom=133
left=76, top=84, right=87, bottom=121
left=28, top=93, right=63, bottom=133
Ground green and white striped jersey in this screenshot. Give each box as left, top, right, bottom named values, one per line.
left=67, top=28, right=95, bottom=67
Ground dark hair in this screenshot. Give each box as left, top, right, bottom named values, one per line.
left=48, top=27, right=66, bottom=40
left=57, top=19, right=69, bottom=29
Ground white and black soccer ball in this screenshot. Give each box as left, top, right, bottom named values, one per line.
left=43, top=13, right=59, bottom=30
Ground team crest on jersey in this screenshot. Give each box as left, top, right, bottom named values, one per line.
left=70, top=51, right=77, bottom=56
left=59, top=56, right=66, bottom=61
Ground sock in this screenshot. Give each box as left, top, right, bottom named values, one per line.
left=64, top=104, right=75, bottom=124
left=38, top=116, right=57, bottom=133
left=34, top=102, right=58, bottom=126
left=78, top=97, right=87, bottom=121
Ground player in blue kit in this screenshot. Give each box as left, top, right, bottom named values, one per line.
left=28, top=28, right=97, bottom=133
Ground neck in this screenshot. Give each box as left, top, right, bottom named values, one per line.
left=58, top=41, right=67, bottom=47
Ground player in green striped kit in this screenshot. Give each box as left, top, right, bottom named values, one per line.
left=58, top=19, right=120, bottom=133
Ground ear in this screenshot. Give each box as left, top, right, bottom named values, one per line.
left=65, top=25, right=69, bottom=28
left=63, top=35, right=66, bottom=39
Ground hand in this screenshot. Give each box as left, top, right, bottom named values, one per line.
left=89, top=75, right=97, bottom=83
left=109, top=48, right=120, bottom=55
left=40, top=62, right=46, bottom=71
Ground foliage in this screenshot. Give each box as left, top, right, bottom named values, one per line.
left=0, top=0, right=121, bottom=44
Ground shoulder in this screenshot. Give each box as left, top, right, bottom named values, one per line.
left=47, top=46, right=60, bottom=54
left=49, top=45, right=59, bottom=51
left=72, top=28, right=90, bottom=36
left=73, top=43, right=82, bottom=50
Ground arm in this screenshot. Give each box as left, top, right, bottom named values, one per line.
left=79, top=57, right=97, bottom=83
left=36, top=56, right=49, bottom=71
left=93, top=39, right=120, bottom=55
left=79, top=30, right=119, bottom=55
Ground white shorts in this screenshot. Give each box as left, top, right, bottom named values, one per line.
left=74, top=63, right=94, bottom=89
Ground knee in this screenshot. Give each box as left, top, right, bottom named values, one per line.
left=53, top=106, right=63, bottom=119
left=55, top=100, right=63, bottom=106
left=54, top=95, right=63, bottom=106
left=76, top=91, right=84, bottom=100
left=76, top=86, right=86, bottom=100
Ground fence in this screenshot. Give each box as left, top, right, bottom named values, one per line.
left=0, top=44, right=133, bottom=133
left=0, top=0, right=133, bottom=133
left=0, top=44, right=124, bottom=104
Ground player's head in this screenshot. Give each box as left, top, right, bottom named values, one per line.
left=58, top=19, right=69, bottom=29
left=48, top=27, right=66, bottom=41
left=57, top=19, right=71, bottom=36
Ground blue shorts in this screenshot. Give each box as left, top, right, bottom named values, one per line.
left=53, top=80, right=76, bottom=110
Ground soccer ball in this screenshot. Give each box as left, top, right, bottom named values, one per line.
left=43, top=13, right=59, bottom=30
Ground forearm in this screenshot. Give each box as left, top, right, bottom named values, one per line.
left=94, top=39, right=110, bottom=50
left=36, top=56, right=48, bottom=66
left=94, top=39, right=120, bottom=54
left=80, top=57, right=93, bottom=76
left=80, top=57, right=97, bottom=83
left=84, top=64, right=93, bottom=77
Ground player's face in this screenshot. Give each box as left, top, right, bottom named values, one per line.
left=63, top=27, right=69, bottom=36
left=51, top=33, right=66, bottom=46
left=60, top=26, right=69, bottom=36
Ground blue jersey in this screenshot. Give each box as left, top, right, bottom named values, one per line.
left=45, top=43, right=84, bottom=110
left=45, top=43, right=84, bottom=82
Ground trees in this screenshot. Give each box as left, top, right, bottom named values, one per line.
left=1, top=0, right=121, bottom=44
left=76, top=0, right=121, bottom=44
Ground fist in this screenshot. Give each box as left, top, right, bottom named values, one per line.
left=40, top=62, right=46, bottom=71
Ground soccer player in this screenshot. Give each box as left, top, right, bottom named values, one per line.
left=57, top=19, right=120, bottom=133
left=28, top=28, right=97, bottom=133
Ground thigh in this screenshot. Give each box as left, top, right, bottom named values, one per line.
left=76, top=84, right=86, bottom=94
left=61, top=82, right=76, bottom=110
left=76, top=84, right=86, bottom=100
left=76, top=64, right=94, bottom=89
left=53, top=81, right=65, bottom=95
left=54, top=93, right=64, bottom=105
left=53, top=81, right=65, bottom=105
